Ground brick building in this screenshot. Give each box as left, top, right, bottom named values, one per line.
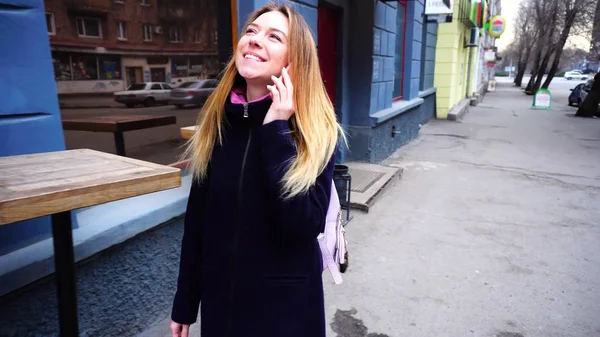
left=44, top=0, right=219, bottom=94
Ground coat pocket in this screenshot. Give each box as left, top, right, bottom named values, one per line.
left=262, top=276, right=310, bottom=336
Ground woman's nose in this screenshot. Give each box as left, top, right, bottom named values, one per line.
left=249, top=35, right=263, bottom=47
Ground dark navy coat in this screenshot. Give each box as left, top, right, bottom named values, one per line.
left=171, top=96, right=335, bottom=337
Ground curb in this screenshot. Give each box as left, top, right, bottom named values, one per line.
left=448, top=98, right=470, bottom=121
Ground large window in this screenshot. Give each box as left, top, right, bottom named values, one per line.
left=76, top=17, right=102, bottom=38
left=99, top=55, right=122, bottom=79
left=71, top=53, right=98, bottom=80
left=52, top=52, right=71, bottom=81
left=142, top=24, right=153, bottom=41
left=46, top=13, right=56, bottom=35
left=169, top=27, right=182, bottom=43
left=171, top=56, right=189, bottom=77
left=194, top=29, right=202, bottom=43
left=189, top=56, right=205, bottom=76
left=393, top=0, right=407, bottom=100
left=117, top=22, right=127, bottom=40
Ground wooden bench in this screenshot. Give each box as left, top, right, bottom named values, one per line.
left=62, top=115, right=176, bottom=156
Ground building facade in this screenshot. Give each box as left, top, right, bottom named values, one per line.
left=44, top=0, right=220, bottom=94
left=238, top=0, right=440, bottom=163
left=434, top=0, right=489, bottom=119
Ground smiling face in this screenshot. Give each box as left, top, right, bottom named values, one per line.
left=235, top=10, right=290, bottom=86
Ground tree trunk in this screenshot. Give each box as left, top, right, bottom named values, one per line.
left=533, top=47, right=555, bottom=91
left=514, top=44, right=532, bottom=87
left=525, top=46, right=544, bottom=93
left=542, top=12, right=577, bottom=88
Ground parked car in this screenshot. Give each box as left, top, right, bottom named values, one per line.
left=114, top=82, right=173, bottom=108
left=569, top=83, right=587, bottom=106
left=564, top=71, right=588, bottom=81
left=169, top=79, right=219, bottom=108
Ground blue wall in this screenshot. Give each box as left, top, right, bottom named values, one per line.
left=0, top=0, right=67, bottom=254
left=347, top=0, right=438, bottom=163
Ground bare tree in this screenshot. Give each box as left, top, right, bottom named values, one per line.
left=524, top=0, right=561, bottom=94
left=541, top=0, right=597, bottom=88
left=512, top=0, right=538, bottom=87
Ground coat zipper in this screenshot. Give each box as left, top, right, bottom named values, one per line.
left=226, top=103, right=251, bottom=337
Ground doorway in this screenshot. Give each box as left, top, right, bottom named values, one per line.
left=318, top=4, right=342, bottom=108
left=125, top=67, right=143, bottom=86
left=150, top=67, right=166, bottom=82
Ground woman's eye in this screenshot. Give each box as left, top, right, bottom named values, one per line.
left=246, top=29, right=256, bottom=34
left=270, top=34, right=282, bottom=42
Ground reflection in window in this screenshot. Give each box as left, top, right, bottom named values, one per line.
left=189, top=56, right=205, bottom=77
left=72, top=54, right=98, bottom=80
left=171, top=56, right=188, bottom=77
left=99, top=55, right=122, bottom=80
left=52, top=52, right=71, bottom=81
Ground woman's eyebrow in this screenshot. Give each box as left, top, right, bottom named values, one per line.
left=248, top=23, right=288, bottom=39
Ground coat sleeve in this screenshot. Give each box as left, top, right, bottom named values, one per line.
left=171, top=173, right=209, bottom=325
left=254, top=120, right=336, bottom=241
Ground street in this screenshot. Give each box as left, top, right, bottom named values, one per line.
left=61, top=104, right=201, bottom=165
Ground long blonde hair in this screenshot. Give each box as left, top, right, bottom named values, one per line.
left=183, top=3, right=345, bottom=198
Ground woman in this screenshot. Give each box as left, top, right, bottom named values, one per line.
left=170, top=4, right=344, bottom=337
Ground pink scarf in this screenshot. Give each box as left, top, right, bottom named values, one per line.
left=230, top=87, right=270, bottom=104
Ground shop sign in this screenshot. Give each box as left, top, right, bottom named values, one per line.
left=533, top=89, right=551, bottom=109
left=425, top=0, right=453, bottom=15
left=489, top=15, right=506, bottom=38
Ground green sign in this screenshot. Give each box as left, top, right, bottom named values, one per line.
left=533, top=89, right=551, bottom=109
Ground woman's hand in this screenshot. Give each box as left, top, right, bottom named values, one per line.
left=170, top=320, right=189, bottom=337
left=264, top=66, right=295, bottom=125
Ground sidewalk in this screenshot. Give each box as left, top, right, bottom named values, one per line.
left=59, top=94, right=123, bottom=109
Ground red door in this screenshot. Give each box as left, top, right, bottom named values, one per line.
left=318, top=5, right=340, bottom=107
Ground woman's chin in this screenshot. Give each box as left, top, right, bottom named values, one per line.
left=238, top=69, right=266, bottom=82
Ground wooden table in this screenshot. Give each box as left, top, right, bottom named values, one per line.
left=62, top=115, right=177, bottom=156
left=0, top=149, right=181, bottom=337
left=180, top=125, right=197, bottom=140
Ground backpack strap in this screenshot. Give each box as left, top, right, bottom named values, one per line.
left=318, top=234, right=344, bottom=285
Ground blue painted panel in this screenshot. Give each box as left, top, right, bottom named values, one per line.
left=387, top=31, right=396, bottom=57
left=385, top=4, right=396, bottom=32
left=372, top=57, right=383, bottom=82
left=413, top=22, right=423, bottom=43
left=425, top=59, right=436, bottom=74
left=370, top=82, right=380, bottom=115
left=412, top=60, right=421, bottom=79
left=414, top=1, right=425, bottom=24
left=294, top=0, right=317, bottom=6
left=410, top=78, right=420, bottom=98
left=383, top=57, right=394, bottom=82
left=375, top=1, right=386, bottom=29
left=413, top=41, right=422, bottom=61
left=373, top=28, right=382, bottom=55
left=385, top=81, right=394, bottom=106
left=378, top=82, right=387, bottom=110
left=299, top=4, right=318, bottom=43
left=380, top=31, right=388, bottom=56
left=0, top=0, right=67, bottom=255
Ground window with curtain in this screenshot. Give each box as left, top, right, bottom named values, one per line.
left=393, top=0, right=407, bottom=100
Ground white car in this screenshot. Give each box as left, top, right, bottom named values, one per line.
left=114, top=82, right=173, bottom=108
left=564, top=71, right=588, bottom=81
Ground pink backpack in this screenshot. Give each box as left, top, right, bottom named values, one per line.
left=317, top=182, right=349, bottom=284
